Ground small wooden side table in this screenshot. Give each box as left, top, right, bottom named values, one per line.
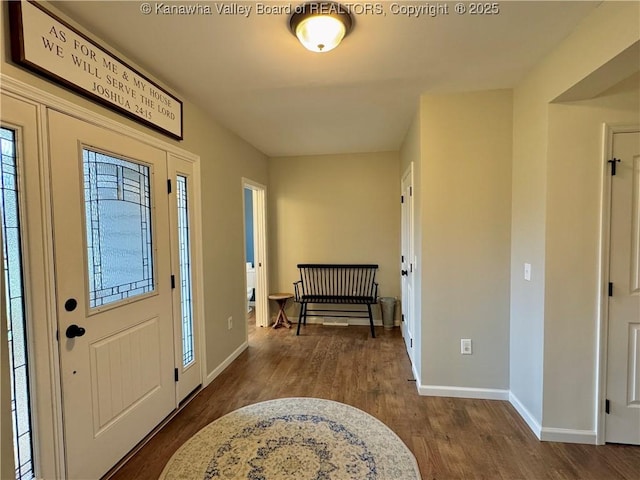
left=269, top=293, right=294, bottom=329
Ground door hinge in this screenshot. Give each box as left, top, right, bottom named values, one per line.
left=605, top=399, right=610, bottom=414
left=608, top=158, right=621, bottom=176
left=401, top=255, right=404, bottom=262
left=608, top=282, right=613, bottom=297
left=401, top=313, right=405, bottom=323
left=174, top=368, right=179, bottom=382
left=171, top=275, right=176, bottom=289
left=401, top=195, right=404, bottom=204
left=410, top=186, right=413, bottom=196
left=167, top=179, right=172, bottom=193
left=410, top=338, right=413, bottom=348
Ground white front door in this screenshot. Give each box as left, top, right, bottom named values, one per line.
left=606, top=130, right=640, bottom=445
left=48, top=110, right=176, bottom=478
left=401, top=164, right=415, bottom=361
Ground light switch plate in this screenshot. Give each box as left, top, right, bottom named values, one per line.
left=524, top=263, right=532, bottom=281
left=461, top=339, right=472, bottom=355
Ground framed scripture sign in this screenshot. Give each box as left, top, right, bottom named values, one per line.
left=9, top=0, right=183, bottom=140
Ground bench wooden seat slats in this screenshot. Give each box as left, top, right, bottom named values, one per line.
left=293, top=264, right=379, bottom=337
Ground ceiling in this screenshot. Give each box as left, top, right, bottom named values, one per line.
left=52, top=1, right=601, bottom=157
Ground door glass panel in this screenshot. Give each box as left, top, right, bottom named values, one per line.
left=176, top=175, right=194, bottom=367
left=83, top=149, right=154, bottom=308
left=1, top=127, right=34, bottom=480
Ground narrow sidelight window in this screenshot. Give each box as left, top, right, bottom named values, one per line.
left=176, top=175, right=194, bottom=366
left=1, top=127, right=34, bottom=479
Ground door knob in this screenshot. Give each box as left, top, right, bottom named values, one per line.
left=66, top=324, right=86, bottom=339
left=401, top=270, right=408, bottom=276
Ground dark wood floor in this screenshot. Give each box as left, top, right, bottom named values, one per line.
left=109, top=319, right=640, bottom=480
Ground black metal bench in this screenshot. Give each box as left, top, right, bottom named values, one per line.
left=293, top=264, right=379, bottom=337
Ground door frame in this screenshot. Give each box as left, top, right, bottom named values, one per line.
left=595, top=123, right=640, bottom=445
left=401, top=163, right=415, bottom=365
left=0, top=74, right=202, bottom=478
left=168, top=153, right=205, bottom=404
left=1, top=88, right=66, bottom=479
left=242, top=179, right=269, bottom=329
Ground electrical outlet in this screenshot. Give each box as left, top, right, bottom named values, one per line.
left=461, top=339, right=472, bottom=355
left=227, top=316, right=233, bottom=330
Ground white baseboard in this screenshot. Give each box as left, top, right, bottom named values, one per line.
left=293, top=316, right=384, bottom=327
left=322, top=320, right=349, bottom=327
left=201, top=334, right=596, bottom=446
left=507, top=392, right=596, bottom=444
left=418, top=384, right=509, bottom=401
left=204, top=340, right=248, bottom=387
left=508, top=391, right=542, bottom=439
left=411, top=362, right=421, bottom=393
left=540, top=427, right=597, bottom=444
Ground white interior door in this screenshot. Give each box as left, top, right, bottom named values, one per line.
left=401, top=164, right=415, bottom=362
left=606, top=130, right=640, bottom=445
left=48, top=110, right=176, bottom=478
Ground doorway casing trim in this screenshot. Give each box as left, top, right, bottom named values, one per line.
left=242, top=178, right=270, bottom=329
left=0, top=73, right=203, bottom=479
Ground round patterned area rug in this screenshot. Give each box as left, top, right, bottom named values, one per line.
left=159, top=397, right=421, bottom=479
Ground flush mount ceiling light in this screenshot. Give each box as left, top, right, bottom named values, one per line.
left=290, top=2, right=353, bottom=53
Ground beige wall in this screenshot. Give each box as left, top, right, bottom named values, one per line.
left=511, top=1, right=640, bottom=431
left=419, top=89, right=513, bottom=390
left=543, top=75, right=640, bottom=431
left=0, top=0, right=267, bottom=405
left=510, top=73, right=548, bottom=423
left=268, top=152, right=401, bottom=320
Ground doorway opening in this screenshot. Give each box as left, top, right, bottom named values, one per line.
left=243, top=180, right=269, bottom=329
left=244, top=188, right=256, bottom=318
